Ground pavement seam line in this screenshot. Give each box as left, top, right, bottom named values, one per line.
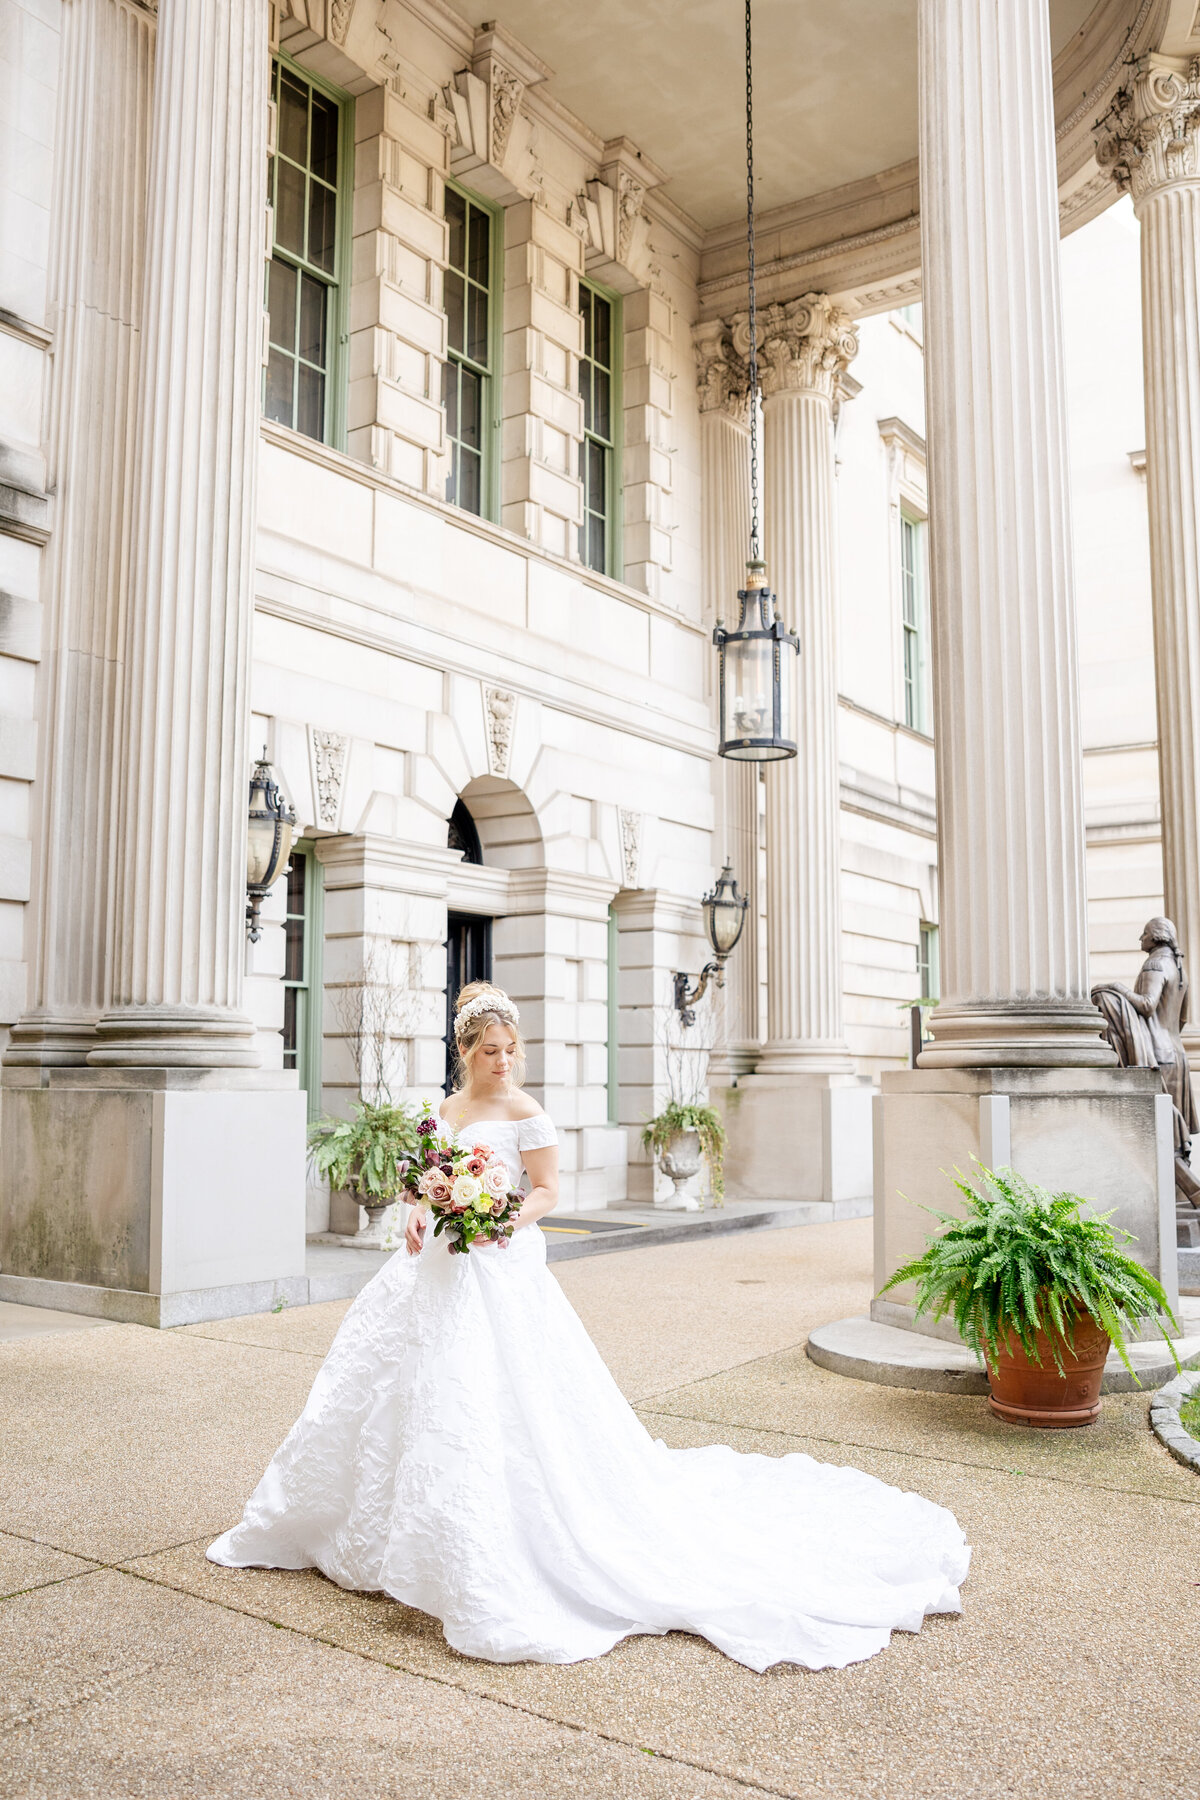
left=115, top=1559, right=804, bottom=1800
left=634, top=1407, right=1200, bottom=1507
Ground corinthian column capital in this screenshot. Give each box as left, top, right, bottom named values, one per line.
left=731, top=294, right=858, bottom=403
left=1095, top=56, right=1200, bottom=206
left=692, top=319, right=751, bottom=424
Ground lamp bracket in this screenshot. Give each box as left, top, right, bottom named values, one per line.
left=673, top=959, right=726, bottom=1029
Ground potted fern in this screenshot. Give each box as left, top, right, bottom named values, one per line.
left=308, top=1100, right=423, bottom=1245
left=642, top=1101, right=726, bottom=1211
left=880, top=1165, right=1179, bottom=1428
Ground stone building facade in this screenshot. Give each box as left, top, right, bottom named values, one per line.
left=0, top=0, right=1197, bottom=1322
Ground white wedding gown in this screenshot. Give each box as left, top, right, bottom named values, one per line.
left=208, top=1113, right=969, bottom=1671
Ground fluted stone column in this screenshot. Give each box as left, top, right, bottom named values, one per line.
left=693, top=322, right=760, bottom=1079
left=917, top=0, right=1111, bottom=1067
left=744, top=296, right=857, bottom=1076
left=88, top=0, right=270, bottom=1068
left=3, top=0, right=155, bottom=1068
left=1097, top=60, right=1200, bottom=1053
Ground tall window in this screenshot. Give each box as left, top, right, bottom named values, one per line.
left=578, top=281, right=619, bottom=574
left=265, top=60, right=348, bottom=445
left=443, top=186, right=496, bottom=516
left=282, top=846, right=324, bottom=1118
left=900, top=511, right=928, bottom=733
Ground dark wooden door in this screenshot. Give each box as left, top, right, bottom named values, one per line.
left=444, top=911, right=493, bottom=1092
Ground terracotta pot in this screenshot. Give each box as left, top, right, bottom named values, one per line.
left=985, top=1313, right=1111, bottom=1429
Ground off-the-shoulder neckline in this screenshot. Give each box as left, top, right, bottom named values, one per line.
left=435, top=1112, right=550, bottom=1128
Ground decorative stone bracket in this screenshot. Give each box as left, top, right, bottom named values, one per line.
left=569, top=137, right=664, bottom=294
left=441, top=24, right=549, bottom=205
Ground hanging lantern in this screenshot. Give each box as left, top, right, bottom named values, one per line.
left=714, top=0, right=800, bottom=763
left=246, top=753, right=297, bottom=943
left=714, top=562, right=798, bottom=760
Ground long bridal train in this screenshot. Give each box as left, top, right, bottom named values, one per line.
left=209, top=1115, right=968, bottom=1671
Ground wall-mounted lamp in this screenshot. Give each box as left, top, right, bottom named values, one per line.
left=673, top=863, right=749, bottom=1027
left=246, top=752, right=296, bottom=943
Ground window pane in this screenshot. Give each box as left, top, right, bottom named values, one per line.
left=284, top=915, right=304, bottom=983
left=283, top=985, right=298, bottom=1067
left=579, top=360, right=592, bottom=432
left=444, top=271, right=465, bottom=355
left=297, top=362, right=324, bottom=441
left=578, top=437, right=588, bottom=491
left=466, top=280, right=488, bottom=365
left=588, top=437, right=605, bottom=499
left=467, top=206, right=489, bottom=286
left=580, top=287, right=592, bottom=359
left=588, top=512, right=605, bottom=573
left=265, top=347, right=294, bottom=426
left=307, top=178, right=336, bottom=274
left=443, top=359, right=458, bottom=439
left=446, top=187, right=466, bottom=272
left=459, top=445, right=481, bottom=515
left=593, top=368, right=610, bottom=442
left=268, top=257, right=297, bottom=351
left=445, top=441, right=459, bottom=505
left=459, top=367, right=481, bottom=449
left=593, top=294, right=611, bottom=368
left=310, top=93, right=338, bottom=185
left=279, top=71, right=308, bottom=166
left=275, top=159, right=305, bottom=258
left=287, top=854, right=306, bottom=914
left=299, top=273, right=327, bottom=367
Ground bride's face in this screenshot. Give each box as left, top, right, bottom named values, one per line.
left=471, top=1022, right=517, bottom=1087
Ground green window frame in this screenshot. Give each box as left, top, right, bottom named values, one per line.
left=900, top=510, right=928, bottom=733
left=918, top=922, right=939, bottom=1003
left=578, top=279, right=622, bottom=576
left=282, top=844, right=325, bottom=1120
left=442, top=182, right=502, bottom=520
left=264, top=55, right=353, bottom=450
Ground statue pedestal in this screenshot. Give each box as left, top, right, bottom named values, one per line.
left=713, top=1074, right=874, bottom=1208
left=873, top=1067, right=1179, bottom=1334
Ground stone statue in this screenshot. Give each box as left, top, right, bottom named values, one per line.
left=1092, top=917, right=1200, bottom=1214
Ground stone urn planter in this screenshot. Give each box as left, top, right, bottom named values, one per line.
left=658, top=1129, right=703, bottom=1212
left=985, top=1315, right=1111, bottom=1429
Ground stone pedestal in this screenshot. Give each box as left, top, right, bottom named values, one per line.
left=715, top=1073, right=874, bottom=1209
left=0, top=1069, right=306, bottom=1326
left=872, top=1068, right=1179, bottom=1335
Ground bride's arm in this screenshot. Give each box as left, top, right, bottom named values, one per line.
left=514, top=1143, right=558, bottom=1229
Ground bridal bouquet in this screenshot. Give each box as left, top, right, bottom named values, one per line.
left=401, top=1107, right=522, bottom=1255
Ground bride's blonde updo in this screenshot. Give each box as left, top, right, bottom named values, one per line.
left=452, top=981, right=526, bottom=1088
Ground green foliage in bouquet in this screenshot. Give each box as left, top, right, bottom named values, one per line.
left=307, top=1100, right=424, bottom=1205
left=641, top=1101, right=727, bottom=1203
left=879, top=1163, right=1179, bottom=1377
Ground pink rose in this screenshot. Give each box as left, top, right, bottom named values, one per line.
left=483, top=1163, right=509, bottom=1199
left=491, top=1199, right=505, bottom=1217
left=471, top=1144, right=490, bottom=1159
left=465, top=1155, right=487, bottom=1177
left=426, top=1176, right=451, bottom=1205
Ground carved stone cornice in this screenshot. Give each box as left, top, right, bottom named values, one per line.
left=730, top=294, right=858, bottom=403
left=1095, top=56, right=1200, bottom=206
left=691, top=320, right=750, bottom=424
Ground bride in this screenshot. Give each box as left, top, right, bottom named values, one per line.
left=208, top=980, right=969, bottom=1671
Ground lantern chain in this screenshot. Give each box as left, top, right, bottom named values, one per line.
left=745, top=0, right=760, bottom=566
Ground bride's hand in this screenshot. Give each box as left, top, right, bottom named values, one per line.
left=405, top=1207, right=427, bottom=1256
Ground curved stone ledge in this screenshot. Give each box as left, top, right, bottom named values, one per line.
left=807, top=1315, right=1200, bottom=1398
left=1149, top=1370, right=1200, bottom=1473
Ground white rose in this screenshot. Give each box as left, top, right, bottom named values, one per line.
left=451, top=1173, right=483, bottom=1209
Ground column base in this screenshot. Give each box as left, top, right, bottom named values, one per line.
left=714, top=1071, right=874, bottom=1206
left=871, top=1066, right=1179, bottom=1335
left=708, top=1042, right=761, bottom=1084
left=919, top=1000, right=1117, bottom=1068
left=88, top=1004, right=260, bottom=1068
left=2, top=1012, right=99, bottom=1067
left=0, top=1065, right=306, bottom=1326
left=752, top=1039, right=856, bottom=1078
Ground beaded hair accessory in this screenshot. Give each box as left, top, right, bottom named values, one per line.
left=454, top=990, right=520, bottom=1038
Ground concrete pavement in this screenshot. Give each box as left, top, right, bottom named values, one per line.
left=2, top=1216, right=1198, bottom=1799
